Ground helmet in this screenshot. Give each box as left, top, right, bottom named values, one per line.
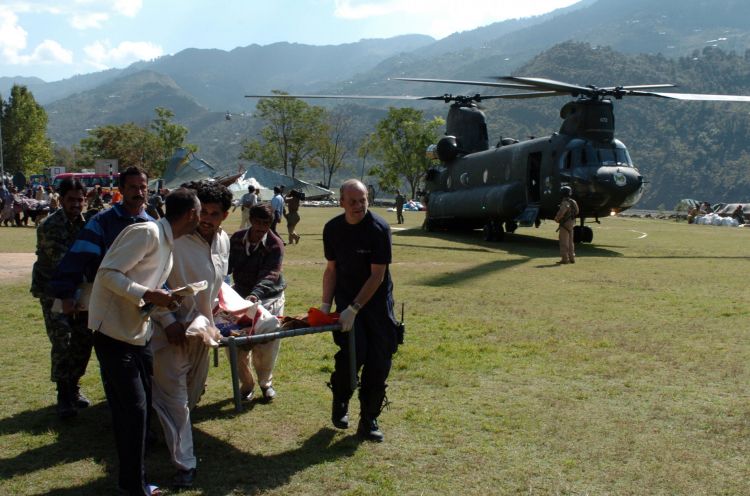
left=560, top=185, right=572, bottom=197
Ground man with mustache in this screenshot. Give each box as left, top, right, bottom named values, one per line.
left=151, top=181, right=232, bottom=489
left=49, top=167, right=154, bottom=313
left=90, top=188, right=200, bottom=496
left=30, top=178, right=89, bottom=418
left=47, top=166, right=154, bottom=410
left=227, top=203, right=286, bottom=403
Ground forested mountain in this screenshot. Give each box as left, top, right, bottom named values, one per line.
left=1, top=36, right=434, bottom=107
left=323, top=0, right=750, bottom=99
left=45, top=71, right=208, bottom=145
left=0, top=69, right=127, bottom=106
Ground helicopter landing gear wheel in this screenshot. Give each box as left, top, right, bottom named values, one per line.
left=573, top=226, right=582, bottom=244
left=573, top=225, right=594, bottom=243
left=583, top=226, right=593, bottom=242
left=504, top=220, right=518, bottom=233
left=483, top=220, right=504, bottom=242
left=423, top=218, right=434, bottom=232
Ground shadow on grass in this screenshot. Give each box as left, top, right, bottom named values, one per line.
left=1, top=399, right=359, bottom=495
left=0, top=402, right=117, bottom=494
left=394, top=227, right=624, bottom=283
left=420, top=258, right=529, bottom=286
left=189, top=426, right=360, bottom=495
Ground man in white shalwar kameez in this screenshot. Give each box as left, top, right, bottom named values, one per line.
left=151, top=181, right=232, bottom=489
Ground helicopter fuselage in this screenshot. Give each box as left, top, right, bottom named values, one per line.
left=424, top=132, right=644, bottom=233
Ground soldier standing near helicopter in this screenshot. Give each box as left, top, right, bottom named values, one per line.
left=554, top=186, right=578, bottom=264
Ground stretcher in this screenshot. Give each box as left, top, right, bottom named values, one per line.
left=214, top=323, right=356, bottom=412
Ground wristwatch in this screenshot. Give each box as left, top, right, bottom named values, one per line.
left=351, top=302, right=362, bottom=312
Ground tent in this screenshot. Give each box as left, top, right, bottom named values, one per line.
left=228, top=164, right=333, bottom=202
left=161, top=148, right=333, bottom=201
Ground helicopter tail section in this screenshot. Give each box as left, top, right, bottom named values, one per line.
left=426, top=182, right=525, bottom=229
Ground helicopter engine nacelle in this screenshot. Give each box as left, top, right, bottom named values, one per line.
left=436, top=136, right=459, bottom=162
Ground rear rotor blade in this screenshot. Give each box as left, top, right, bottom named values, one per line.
left=604, top=84, right=676, bottom=91
left=500, top=76, right=594, bottom=95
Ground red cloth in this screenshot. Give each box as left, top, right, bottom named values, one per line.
left=307, top=307, right=339, bottom=326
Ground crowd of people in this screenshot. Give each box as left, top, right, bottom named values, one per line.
left=0, top=183, right=55, bottom=227
left=0, top=180, right=127, bottom=228
left=28, top=168, right=399, bottom=495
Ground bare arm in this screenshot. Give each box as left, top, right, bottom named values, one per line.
left=352, top=263, right=387, bottom=308
left=322, top=260, right=336, bottom=306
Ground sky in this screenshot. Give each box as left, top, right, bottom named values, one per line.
left=0, top=0, right=581, bottom=82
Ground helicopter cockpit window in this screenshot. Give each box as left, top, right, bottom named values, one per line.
left=597, top=148, right=617, bottom=166
left=616, top=147, right=633, bottom=167
left=596, top=147, right=633, bottom=167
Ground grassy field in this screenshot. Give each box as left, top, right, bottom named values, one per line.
left=0, top=206, right=748, bottom=495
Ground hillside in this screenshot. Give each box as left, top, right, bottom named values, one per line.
left=1, top=36, right=434, bottom=107
left=46, top=71, right=208, bottom=145
left=329, top=0, right=750, bottom=97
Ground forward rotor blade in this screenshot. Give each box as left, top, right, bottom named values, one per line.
left=485, top=91, right=566, bottom=99
left=393, top=77, right=540, bottom=91
left=636, top=91, right=750, bottom=102
left=244, top=94, right=440, bottom=101
left=244, top=93, right=542, bottom=103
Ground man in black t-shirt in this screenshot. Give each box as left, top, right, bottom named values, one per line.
left=321, top=179, right=399, bottom=442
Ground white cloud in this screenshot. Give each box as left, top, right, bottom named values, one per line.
left=0, top=7, right=28, bottom=60
left=112, top=0, right=142, bottom=17
left=70, top=11, right=109, bottom=29
left=0, top=7, right=72, bottom=65
left=84, top=39, right=162, bottom=69
left=27, top=39, right=74, bottom=64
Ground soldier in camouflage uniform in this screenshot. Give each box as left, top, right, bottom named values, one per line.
left=30, top=178, right=92, bottom=419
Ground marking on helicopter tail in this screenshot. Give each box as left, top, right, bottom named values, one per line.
left=629, top=229, right=648, bottom=239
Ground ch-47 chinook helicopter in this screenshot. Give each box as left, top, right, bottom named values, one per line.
left=247, top=76, right=750, bottom=243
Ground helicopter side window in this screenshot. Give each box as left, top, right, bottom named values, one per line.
left=560, top=151, right=572, bottom=170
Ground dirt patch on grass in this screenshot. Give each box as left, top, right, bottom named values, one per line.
left=0, top=253, right=35, bottom=284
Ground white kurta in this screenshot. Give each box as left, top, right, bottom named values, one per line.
left=89, top=217, right=174, bottom=345
left=151, top=228, right=229, bottom=471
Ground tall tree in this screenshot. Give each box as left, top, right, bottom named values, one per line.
left=1, top=85, right=54, bottom=175
left=361, top=107, right=443, bottom=199
left=78, top=123, right=162, bottom=177
left=240, top=91, right=327, bottom=178
left=78, top=107, right=194, bottom=178
left=53, top=144, right=78, bottom=170
left=313, top=110, right=352, bottom=188
left=151, top=107, right=190, bottom=176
